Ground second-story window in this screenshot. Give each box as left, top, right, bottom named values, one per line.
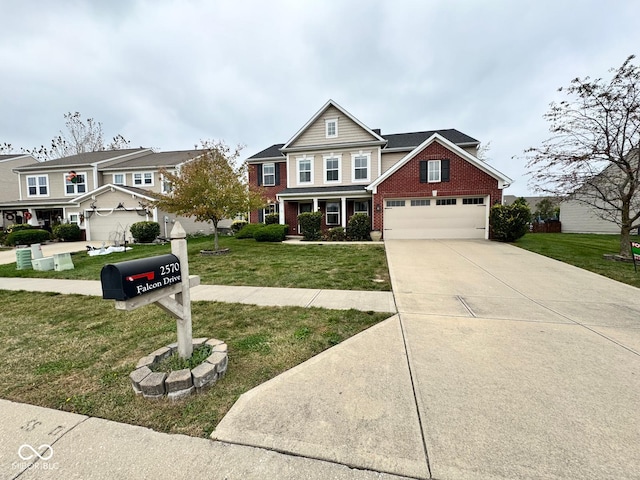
left=113, top=173, right=125, bottom=185
left=352, top=152, right=370, bottom=182
left=324, top=155, right=341, bottom=183
left=134, top=172, right=154, bottom=186
left=263, top=163, right=275, bottom=186
left=65, top=171, right=87, bottom=195
left=298, top=157, right=313, bottom=184
left=27, top=175, right=49, bottom=197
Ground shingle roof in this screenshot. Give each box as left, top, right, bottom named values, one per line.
left=101, top=150, right=203, bottom=170
left=247, top=129, right=479, bottom=160
left=248, top=144, right=285, bottom=160
left=383, top=129, right=479, bottom=149
left=15, top=149, right=149, bottom=171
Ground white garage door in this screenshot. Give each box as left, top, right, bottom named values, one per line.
left=87, top=211, right=145, bottom=242
left=383, top=197, right=488, bottom=239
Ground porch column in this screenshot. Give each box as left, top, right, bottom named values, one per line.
left=313, top=198, right=319, bottom=212
left=341, top=197, right=347, bottom=228
left=279, top=198, right=285, bottom=224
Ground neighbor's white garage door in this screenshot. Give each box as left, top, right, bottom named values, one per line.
left=87, top=211, right=144, bottom=242
left=383, top=197, right=488, bottom=239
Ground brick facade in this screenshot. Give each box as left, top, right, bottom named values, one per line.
left=248, top=162, right=287, bottom=224
left=372, top=142, right=503, bottom=232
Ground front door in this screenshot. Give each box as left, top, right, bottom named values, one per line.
left=298, top=203, right=313, bottom=234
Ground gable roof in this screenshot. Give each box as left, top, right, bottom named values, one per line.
left=248, top=144, right=286, bottom=161
left=72, top=183, right=156, bottom=204
left=367, top=133, right=512, bottom=191
left=281, top=99, right=386, bottom=151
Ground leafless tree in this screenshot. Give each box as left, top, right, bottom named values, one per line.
left=525, top=55, right=640, bottom=257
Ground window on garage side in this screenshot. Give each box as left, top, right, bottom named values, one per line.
left=386, top=200, right=405, bottom=207
left=420, top=159, right=450, bottom=183
left=411, top=199, right=430, bottom=206
left=326, top=202, right=340, bottom=225
left=462, top=197, right=484, bottom=205
left=436, top=198, right=457, bottom=206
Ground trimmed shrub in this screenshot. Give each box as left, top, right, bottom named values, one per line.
left=231, top=219, right=248, bottom=233
left=326, top=226, right=346, bottom=241
left=235, top=223, right=264, bottom=239
left=7, top=224, right=34, bottom=233
left=52, top=223, right=81, bottom=242
left=130, top=221, right=160, bottom=243
left=346, top=213, right=371, bottom=241
left=264, top=213, right=279, bottom=225
left=298, top=212, right=322, bottom=241
left=6, top=229, right=51, bottom=246
left=490, top=202, right=532, bottom=242
left=254, top=224, right=288, bottom=242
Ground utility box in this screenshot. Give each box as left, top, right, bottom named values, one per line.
left=54, top=252, right=74, bottom=271
left=32, top=256, right=55, bottom=271
left=100, top=254, right=182, bottom=301
left=16, top=248, right=32, bottom=270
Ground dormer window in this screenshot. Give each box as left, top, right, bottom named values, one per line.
left=325, top=118, right=338, bottom=138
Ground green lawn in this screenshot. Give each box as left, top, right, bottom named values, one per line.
left=515, top=233, right=640, bottom=289
left=0, top=290, right=388, bottom=437
left=0, top=235, right=391, bottom=291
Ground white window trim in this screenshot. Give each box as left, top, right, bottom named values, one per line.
left=351, top=151, right=371, bottom=183
left=428, top=160, right=441, bottom=183
left=64, top=171, right=88, bottom=196
left=323, top=153, right=342, bottom=184
left=296, top=155, right=314, bottom=185
left=326, top=202, right=340, bottom=225
left=26, top=174, right=49, bottom=198
left=354, top=200, right=369, bottom=216
left=263, top=163, right=276, bottom=186
left=69, top=213, right=80, bottom=225
left=325, top=118, right=338, bottom=138
left=133, top=171, right=154, bottom=186
left=113, top=173, right=126, bottom=186
left=160, top=174, right=173, bottom=194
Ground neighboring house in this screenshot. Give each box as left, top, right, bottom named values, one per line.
left=559, top=150, right=640, bottom=234
left=0, top=149, right=228, bottom=242
left=0, top=154, right=39, bottom=226
left=247, top=100, right=513, bottom=239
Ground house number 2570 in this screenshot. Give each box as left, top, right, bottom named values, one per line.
left=160, top=262, right=180, bottom=275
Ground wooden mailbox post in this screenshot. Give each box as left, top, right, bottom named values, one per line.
left=101, top=222, right=199, bottom=359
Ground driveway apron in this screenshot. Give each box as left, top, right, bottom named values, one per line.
left=386, top=239, right=640, bottom=480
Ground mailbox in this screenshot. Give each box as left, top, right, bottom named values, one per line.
left=101, top=254, right=182, bottom=301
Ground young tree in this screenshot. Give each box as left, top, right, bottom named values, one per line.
left=1, top=112, right=130, bottom=160
left=154, top=141, right=266, bottom=251
left=525, top=55, right=640, bottom=257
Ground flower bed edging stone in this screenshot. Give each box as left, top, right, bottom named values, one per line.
left=129, top=337, right=228, bottom=401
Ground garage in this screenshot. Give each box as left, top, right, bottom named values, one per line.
left=86, top=210, right=146, bottom=242
left=383, top=196, right=488, bottom=239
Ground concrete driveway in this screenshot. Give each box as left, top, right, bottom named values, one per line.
left=213, top=240, right=640, bottom=479
left=386, top=240, right=640, bottom=479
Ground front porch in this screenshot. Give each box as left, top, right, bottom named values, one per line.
left=276, top=186, right=372, bottom=235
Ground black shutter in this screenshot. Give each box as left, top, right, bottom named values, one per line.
left=257, top=164, right=263, bottom=186
left=258, top=210, right=264, bottom=223
left=419, top=160, right=427, bottom=183
left=441, top=159, right=450, bottom=182
left=275, top=163, right=280, bottom=186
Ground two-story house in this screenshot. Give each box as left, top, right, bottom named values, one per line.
left=0, top=148, right=226, bottom=242
left=247, top=100, right=513, bottom=239
left=0, top=154, right=39, bottom=225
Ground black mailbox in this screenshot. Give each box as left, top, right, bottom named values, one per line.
left=100, top=254, right=182, bottom=301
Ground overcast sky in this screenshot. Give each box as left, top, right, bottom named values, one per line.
left=1, top=0, right=639, bottom=195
